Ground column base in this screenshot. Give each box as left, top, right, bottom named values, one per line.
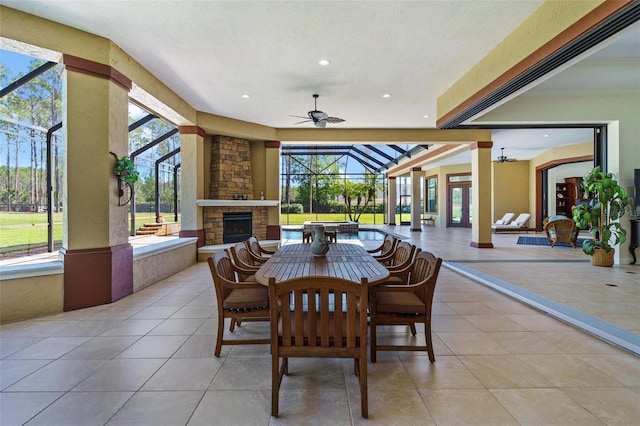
left=470, top=242, right=494, bottom=248
left=267, top=225, right=281, bottom=240
left=62, top=243, right=133, bottom=311
left=179, top=229, right=205, bottom=247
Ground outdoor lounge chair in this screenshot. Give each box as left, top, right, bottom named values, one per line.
left=492, top=213, right=531, bottom=233
left=493, top=212, right=515, bottom=226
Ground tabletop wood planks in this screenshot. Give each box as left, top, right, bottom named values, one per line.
left=255, top=243, right=390, bottom=285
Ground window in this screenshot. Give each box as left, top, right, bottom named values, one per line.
left=425, top=176, right=437, bottom=213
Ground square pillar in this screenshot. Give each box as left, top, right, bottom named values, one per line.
left=178, top=126, right=206, bottom=247
left=470, top=141, right=494, bottom=248
left=61, top=55, right=133, bottom=310
left=265, top=141, right=282, bottom=240
left=387, top=176, right=397, bottom=225
left=411, top=167, right=422, bottom=231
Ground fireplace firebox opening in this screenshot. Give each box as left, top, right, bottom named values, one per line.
left=223, top=212, right=253, bottom=243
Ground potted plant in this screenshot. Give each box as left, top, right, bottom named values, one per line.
left=111, top=154, right=139, bottom=184
left=572, top=166, right=631, bottom=267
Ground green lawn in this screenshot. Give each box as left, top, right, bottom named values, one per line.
left=0, top=211, right=178, bottom=253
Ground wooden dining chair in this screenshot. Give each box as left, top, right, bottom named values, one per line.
left=268, top=276, right=369, bottom=418
left=376, top=241, right=417, bottom=270
left=367, top=234, right=398, bottom=258
left=369, top=251, right=443, bottom=363
left=228, top=242, right=265, bottom=282
left=246, top=236, right=277, bottom=260
left=207, top=251, right=271, bottom=356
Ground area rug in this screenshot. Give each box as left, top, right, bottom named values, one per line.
left=516, top=236, right=584, bottom=248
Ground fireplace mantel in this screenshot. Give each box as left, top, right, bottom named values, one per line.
left=197, top=199, right=280, bottom=207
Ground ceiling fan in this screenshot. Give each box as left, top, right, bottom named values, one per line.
left=292, top=94, right=345, bottom=128
left=496, top=147, right=516, bottom=163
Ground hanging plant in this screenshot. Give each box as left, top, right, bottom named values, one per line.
left=110, top=152, right=139, bottom=184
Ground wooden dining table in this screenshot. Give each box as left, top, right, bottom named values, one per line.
left=255, top=242, right=390, bottom=285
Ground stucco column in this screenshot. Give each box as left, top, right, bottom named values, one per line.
left=410, top=167, right=422, bottom=231
left=265, top=141, right=281, bottom=239
left=387, top=176, right=397, bottom=225
left=61, top=55, right=133, bottom=310
left=470, top=141, right=494, bottom=248
left=178, top=126, right=206, bottom=247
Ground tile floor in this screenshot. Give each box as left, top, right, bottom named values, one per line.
left=1, top=227, right=639, bottom=425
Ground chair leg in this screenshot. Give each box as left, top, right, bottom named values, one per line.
left=229, top=318, right=236, bottom=332
left=271, top=352, right=279, bottom=416
left=425, top=322, right=435, bottom=363
left=360, top=355, right=368, bottom=418
left=215, top=316, right=225, bottom=357
left=409, top=322, right=417, bottom=336
left=370, top=319, right=377, bottom=363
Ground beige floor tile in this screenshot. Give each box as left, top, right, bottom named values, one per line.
left=485, top=331, right=564, bottom=354
left=351, top=389, right=434, bottom=425
left=0, top=359, right=50, bottom=390
left=420, top=388, right=518, bottom=425
left=52, top=320, right=122, bottom=337
left=187, top=390, right=270, bottom=426
left=171, top=335, right=218, bottom=358
left=575, top=353, right=640, bottom=386
left=432, top=315, right=480, bottom=332
left=273, top=389, right=353, bottom=424
left=106, top=390, right=204, bottom=425
left=445, top=302, right=498, bottom=315
left=490, top=388, right=604, bottom=425
left=459, top=355, right=553, bottom=388
left=98, top=319, right=163, bottom=336
left=402, top=355, right=484, bottom=389
left=562, top=387, right=640, bottom=425
left=6, top=337, right=91, bottom=360
left=61, top=336, right=140, bottom=359
left=25, top=391, right=133, bottom=426
left=5, top=359, right=107, bottom=391
left=0, top=337, right=44, bottom=358
left=0, top=392, right=64, bottom=426
left=147, top=318, right=207, bottom=335
left=536, top=329, right=624, bottom=354
left=142, top=358, right=223, bottom=391
left=128, top=306, right=182, bottom=320
left=209, top=357, right=272, bottom=390
left=192, top=319, right=218, bottom=335
left=117, top=335, right=189, bottom=358
left=72, top=358, right=166, bottom=391
left=436, top=331, right=510, bottom=355
left=356, top=355, right=414, bottom=390
left=519, top=354, right=625, bottom=387
left=463, top=315, right=530, bottom=332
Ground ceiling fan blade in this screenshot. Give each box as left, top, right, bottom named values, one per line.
left=292, top=119, right=312, bottom=125
left=290, top=115, right=310, bottom=119
left=310, top=110, right=326, bottom=120
left=314, top=119, right=327, bottom=128
left=325, top=117, right=345, bottom=123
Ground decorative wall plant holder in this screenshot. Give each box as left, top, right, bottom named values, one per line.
left=110, top=152, right=139, bottom=206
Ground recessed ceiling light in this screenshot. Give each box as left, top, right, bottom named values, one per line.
left=423, top=115, right=430, bottom=118
left=318, top=59, right=330, bottom=66
left=543, top=134, right=550, bottom=137
left=241, top=94, right=250, bottom=98
left=382, top=94, right=391, bottom=98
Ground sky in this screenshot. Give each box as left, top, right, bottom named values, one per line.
left=1, top=49, right=46, bottom=78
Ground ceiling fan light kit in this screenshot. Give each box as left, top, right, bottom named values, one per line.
left=496, top=147, right=516, bottom=163
left=292, top=94, right=345, bottom=128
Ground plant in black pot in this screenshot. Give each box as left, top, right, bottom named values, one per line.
left=572, top=166, right=631, bottom=267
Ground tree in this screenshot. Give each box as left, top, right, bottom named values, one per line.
left=340, top=171, right=382, bottom=221
left=288, top=154, right=342, bottom=213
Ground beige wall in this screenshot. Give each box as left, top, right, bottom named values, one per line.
left=0, top=274, right=64, bottom=323
left=493, top=161, right=530, bottom=222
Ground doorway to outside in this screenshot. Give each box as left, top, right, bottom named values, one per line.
left=447, top=174, right=472, bottom=228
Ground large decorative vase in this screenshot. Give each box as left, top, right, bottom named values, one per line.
left=310, top=225, right=330, bottom=257
left=591, top=247, right=615, bottom=267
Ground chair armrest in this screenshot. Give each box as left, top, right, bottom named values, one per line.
left=217, top=275, right=266, bottom=290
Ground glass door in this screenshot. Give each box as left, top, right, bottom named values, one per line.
left=447, top=174, right=472, bottom=228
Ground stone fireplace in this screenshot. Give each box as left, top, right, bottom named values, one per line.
left=222, top=212, right=253, bottom=243
left=202, top=135, right=270, bottom=245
